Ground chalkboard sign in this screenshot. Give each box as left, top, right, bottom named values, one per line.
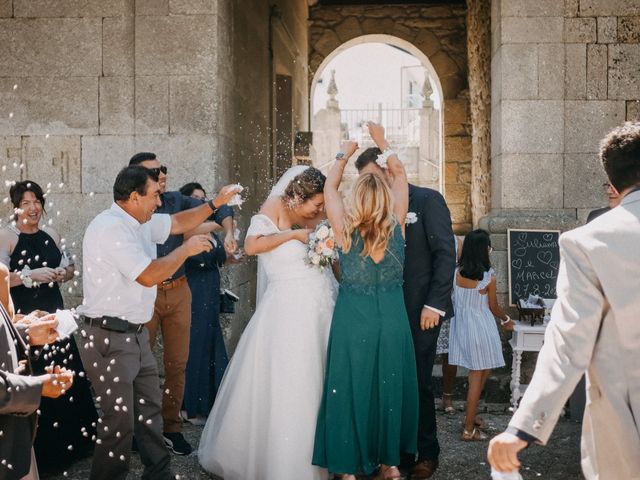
left=507, top=229, right=561, bottom=306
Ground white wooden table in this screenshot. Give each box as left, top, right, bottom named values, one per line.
left=509, top=320, right=547, bottom=409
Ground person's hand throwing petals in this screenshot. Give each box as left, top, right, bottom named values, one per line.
left=184, top=234, right=214, bottom=256
left=339, top=141, right=358, bottom=159
left=224, top=231, right=238, bottom=255
left=213, top=184, right=243, bottom=209
left=366, top=122, right=387, bottom=149
left=23, top=314, right=59, bottom=346
left=41, top=366, right=74, bottom=399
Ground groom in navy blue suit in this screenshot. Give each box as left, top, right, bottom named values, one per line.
left=356, top=148, right=456, bottom=479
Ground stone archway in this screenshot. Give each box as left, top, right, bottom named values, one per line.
left=309, top=3, right=472, bottom=232
left=310, top=35, right=445, bottom=191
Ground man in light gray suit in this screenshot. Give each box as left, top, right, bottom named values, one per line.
left=488, top=122, right=640, bottom=479
left=0, top=264, right=72, bottom=480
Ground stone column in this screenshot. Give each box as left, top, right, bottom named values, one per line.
left=467, top=0, right=492, bottom=226
left=419, top=78, right=439, bottom=190
left=312, top=70, right=343, bottom=170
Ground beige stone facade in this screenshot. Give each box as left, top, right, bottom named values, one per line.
left=486, top=0, right=640, bottom=308
left=0, top=0, right=310, bottom=352
left=1, top=0, right=640, bottom=355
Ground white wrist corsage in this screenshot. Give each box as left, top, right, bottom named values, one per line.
left=375, top=149, right=396, bottom=169
left=405, top=212, right=418, bottom=225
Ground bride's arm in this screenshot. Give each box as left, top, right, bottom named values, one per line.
left=244, top=199, right=311, bottom=255
left=245, top=229, right=310, bottom=256
left=325, top=141, right=358, bottom=247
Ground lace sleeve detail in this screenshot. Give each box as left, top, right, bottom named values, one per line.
left=246, top=214, right=279, bottom=239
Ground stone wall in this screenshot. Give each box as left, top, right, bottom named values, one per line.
left=486, top=0, right=640, bottom=398
left=0, top=0, right=309, bottom=353
left=488, top=0, right=640, bottom=305
left=308, top=3, right=473, bottom=232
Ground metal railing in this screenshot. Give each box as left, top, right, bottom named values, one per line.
left=340, top=105, right=422, bottom=147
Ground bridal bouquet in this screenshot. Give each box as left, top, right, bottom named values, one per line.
left=306, top=221, right=338, bottom=269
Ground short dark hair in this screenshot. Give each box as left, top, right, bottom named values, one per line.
left=458, top=229, right=492, bottom=281
left=354, top=147, right=382, bottom=171
left=113, top=166, right=159, bottom=202
left=129, top=152, right=157, bottom=166
left=600, top=122, right=640, bottom=193
left=179, top=182, right=206, bottom=197
left=9, top=180, right=46, bottom=212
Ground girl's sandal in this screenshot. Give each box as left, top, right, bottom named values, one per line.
left=442, top=393, right=455, bottom=414
left=461, top=427, right=488, bottom=441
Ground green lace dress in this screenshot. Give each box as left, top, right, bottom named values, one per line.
left=312, top=224, right=419, bottom=475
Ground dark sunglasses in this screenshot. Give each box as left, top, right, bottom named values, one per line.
left=147, top=165, right=168, bottom=176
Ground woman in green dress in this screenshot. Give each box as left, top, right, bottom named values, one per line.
left=313, top=123, right=419, bottom=479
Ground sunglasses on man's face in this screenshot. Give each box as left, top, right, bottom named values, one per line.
left=148, top=165, right=168, bottom=176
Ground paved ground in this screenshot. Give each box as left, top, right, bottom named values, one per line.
left=42, top=403, right=584, bottom=480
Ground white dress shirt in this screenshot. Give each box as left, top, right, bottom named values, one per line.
left=77, top=203, right=171, bottom=324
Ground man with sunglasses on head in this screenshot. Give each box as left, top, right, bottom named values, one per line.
left=128, top=152, right=236, bottom=455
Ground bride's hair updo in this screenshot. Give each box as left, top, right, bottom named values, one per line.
left=283, top=167, right=326, bottom=207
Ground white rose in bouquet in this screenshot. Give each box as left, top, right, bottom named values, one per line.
left=316, top=225, right=330, bottom=240
left=305, top=220, right=338, bottom=269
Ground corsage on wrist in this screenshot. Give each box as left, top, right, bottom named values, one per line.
left=375, top=149, right=396, bottom=169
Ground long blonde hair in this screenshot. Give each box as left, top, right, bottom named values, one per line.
left=342, top=173, right=396, bottom=256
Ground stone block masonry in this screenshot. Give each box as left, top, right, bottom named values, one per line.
left=0, top=0, right=311, bottom=355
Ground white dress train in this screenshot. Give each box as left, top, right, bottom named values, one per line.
left=198, top=214, right=337, bottom=480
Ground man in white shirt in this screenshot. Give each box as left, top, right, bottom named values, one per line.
left=78, top=165, right=238, bottom=480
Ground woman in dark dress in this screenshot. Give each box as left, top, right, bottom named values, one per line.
left=0, top=180, right=97, bottom=474
left=180, top=182, right=230, bottom=424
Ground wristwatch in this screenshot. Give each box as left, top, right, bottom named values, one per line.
left=21, top=265, right=33, bottom=289
left=335, top=152, right=346, bottom=161
left=207, top=198, right=218, bottom=213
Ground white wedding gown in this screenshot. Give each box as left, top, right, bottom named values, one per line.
left=198, top=214, right=337, bottom=480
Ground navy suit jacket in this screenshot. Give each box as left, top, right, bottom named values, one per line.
left=403, top=184, right=456, bottom=330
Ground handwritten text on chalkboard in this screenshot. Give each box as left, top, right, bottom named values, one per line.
left=508, top=229, right=561, bottom=305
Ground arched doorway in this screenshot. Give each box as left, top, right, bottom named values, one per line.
left=310, top=35, right=444, bottom=192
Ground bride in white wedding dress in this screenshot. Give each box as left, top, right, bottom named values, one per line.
left=198, top=166, right=337, bottom=480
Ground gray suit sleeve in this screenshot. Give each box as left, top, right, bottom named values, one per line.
left=509, top=232, right=605, bottom=444
left=0, top=370, right=43, bottom=416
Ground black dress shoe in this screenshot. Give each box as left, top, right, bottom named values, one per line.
left=411, top=460, right=439, bottom=479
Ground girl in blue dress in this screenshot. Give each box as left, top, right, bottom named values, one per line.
left=448, top=229, right=513, bottom=441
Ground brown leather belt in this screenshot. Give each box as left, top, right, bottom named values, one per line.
left=157, top=275, right=187, bottom=291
